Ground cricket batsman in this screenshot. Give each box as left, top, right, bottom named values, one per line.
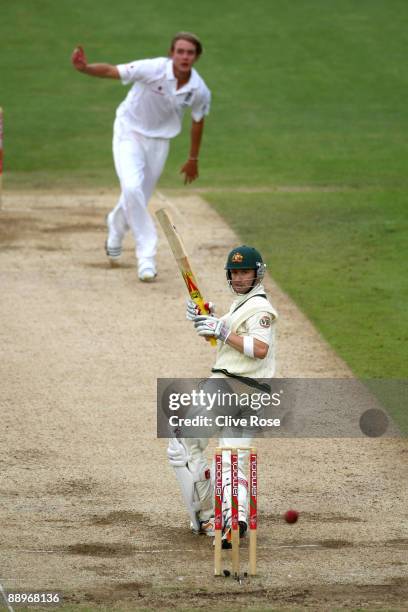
left=167, top=246, right=278, bottom=545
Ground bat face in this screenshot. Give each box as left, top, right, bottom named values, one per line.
left=183, top=270, right=200, bottom=297
left=182, top=270, right=209, bottom=314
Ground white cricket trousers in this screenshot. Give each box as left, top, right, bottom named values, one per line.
left=108, top=118, right=170, bottom=263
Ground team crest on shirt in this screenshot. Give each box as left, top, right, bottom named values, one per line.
left=181, top=91, right=193, bottom=108
left=259, top=315, right=271, bottom=328
left=231, top=252, right=244, bottom=263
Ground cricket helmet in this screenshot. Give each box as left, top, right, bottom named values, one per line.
left=225, top=245, right=266, bottom=291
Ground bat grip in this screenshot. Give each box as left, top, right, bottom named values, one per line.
left=203, top=307, right=217, bottom=347
left=196, top=298, right=217, bottom=348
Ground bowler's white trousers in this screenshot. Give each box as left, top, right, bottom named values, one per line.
left=108, top=118, right=170, bottom=264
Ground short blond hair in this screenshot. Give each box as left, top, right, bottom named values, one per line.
left=170, top=32, right=203, bottom=57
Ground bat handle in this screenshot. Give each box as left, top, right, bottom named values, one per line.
left=196, top=298, right=218, bottom=348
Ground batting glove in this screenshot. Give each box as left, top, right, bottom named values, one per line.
left=186, top=298, right=215, bottom=321
left=194, top=315, right=231, bottom=343
left=167, top=438, right=189, bottom=468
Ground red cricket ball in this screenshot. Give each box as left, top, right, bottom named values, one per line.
left=284, top=509, right=299, bottom=524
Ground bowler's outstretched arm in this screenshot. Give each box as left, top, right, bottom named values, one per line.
left=71, top=46, right=120, bottom=79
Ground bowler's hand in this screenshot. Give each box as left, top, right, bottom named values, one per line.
left=180, top=159, right=199, bottom=184
left=72, top=45, right=87, bottom=71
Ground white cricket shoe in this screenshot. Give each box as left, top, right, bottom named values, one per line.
left=190, top=518, right=214, bottom=536
left=105, top=240, right=122, bottom=261
left=198, top=517, right=215, bottom=537
left=138, top=259, right=157, bottom=282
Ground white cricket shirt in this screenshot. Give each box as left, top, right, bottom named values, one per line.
left=116, top=57, right=211, bottom=139
left=213, top=285, right=278, bottom=379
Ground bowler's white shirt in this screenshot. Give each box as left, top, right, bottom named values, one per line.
left=116, top=57, right=211, bottom=139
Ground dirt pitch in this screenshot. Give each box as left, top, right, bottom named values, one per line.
left=0, top=190, right=407, bottom=611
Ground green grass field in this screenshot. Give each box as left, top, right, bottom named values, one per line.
left=206, top=189, right=408, bottom=379
left=1, top=1, right=407, bottom=416
left=2, top=0, right=408, bottom=189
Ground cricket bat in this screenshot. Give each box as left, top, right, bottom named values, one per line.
left=156, top=208, right=217, bottom=347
